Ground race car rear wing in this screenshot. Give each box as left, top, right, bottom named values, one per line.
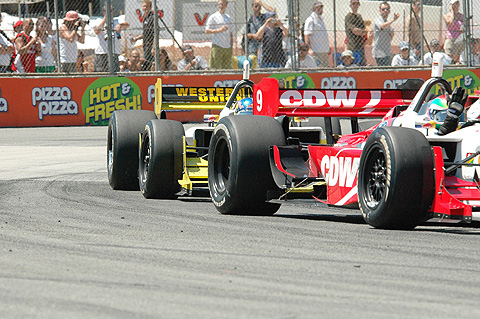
left=252, top=77, right=419, bottom=118
left=154, top=78, right=252, bottom=119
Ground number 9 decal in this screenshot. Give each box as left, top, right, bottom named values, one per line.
left=256, top=89, right=263, bottom=112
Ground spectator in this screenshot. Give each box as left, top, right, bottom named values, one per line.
left=304, top=2, right=331, bottom=67
left=132, top=0, right=156, bottom=71
left=407, top=1, right=422, bottom=58
left=126, top=49, right=143, bottom=71
left=345, top=0, right=367, bottom=66
left=459, top=38, right=480, bottom=66
left=443, top=0, right=464, bottom=63
left=177, top=45, right=209, bottom=71
left=243, top=0, right=275, bottom=58
left=284, top=42, right=316, bottom=69
left=372, top=2, right=399, bottom=66
left=0, top=13, right=14, bottom=73
left=391, top=41, right=418, bottom=66
left=94, top=6, right=129, bottom=72
left=422, top=39, right=452, bottom=66
left=256, top=11, right=287, bottom=68
left=13, top=18, right=39, bottom=73
left=59, top=11, right=85, bottom=73
left=337, top=49, right=358, bottom=68
left=151, top=48, right=177, bottom=71
left=119, top=54, right=129, bottom=72
left=35, top=17, right=56, bottom=73
left=205, top=0, right=234, bottom=69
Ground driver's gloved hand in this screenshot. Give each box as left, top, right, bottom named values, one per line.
left=438, top=87, right=467, bottom=136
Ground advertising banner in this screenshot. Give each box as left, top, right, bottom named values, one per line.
left=1, top=68, right=480, bottom=128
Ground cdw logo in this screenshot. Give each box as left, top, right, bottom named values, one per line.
left=194, top=13, right=209, bottom=26
left=320, top=155, right=360, bottom=187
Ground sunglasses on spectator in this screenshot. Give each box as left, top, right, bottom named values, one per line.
left=381, top=7, right=390, bottom=11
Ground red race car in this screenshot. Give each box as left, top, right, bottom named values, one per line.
left=208, top=57, right=480, bottom=229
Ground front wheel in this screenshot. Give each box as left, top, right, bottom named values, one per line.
left=208, top=116, right=286, bottom=215
left=358, top=126, right=434, bottom=229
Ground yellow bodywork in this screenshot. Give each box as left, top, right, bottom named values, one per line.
left=178, top=136, right=209, bottom=195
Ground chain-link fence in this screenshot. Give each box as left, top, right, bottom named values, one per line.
left=0, top=0, right=478, bottom=74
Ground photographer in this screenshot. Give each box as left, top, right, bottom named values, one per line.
left=177, top=45, right=208, bottom=71
left=59, top=11, right=85, bottom=73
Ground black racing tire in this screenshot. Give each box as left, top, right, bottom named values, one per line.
left=208, top=115, right=287, bottom=215
left=358, top=126, right=435, bottom=229
left=107, top=110, right=157, bottom=190
left=139, top=119, right=184, bottom=199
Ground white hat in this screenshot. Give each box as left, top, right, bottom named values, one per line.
left=450, top=0, right=459, bottom=4
left=118, top=55, right=126, bottom=62
left=341, top=50, right=353, bottom=59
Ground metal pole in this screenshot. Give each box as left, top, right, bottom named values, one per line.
left=419, top=0, right=424, bottom=64
left=333, top=0, right=337, bottom=67
left=54, top=0, right=61, bottom=73
left=153, top=0, right=159, bottom=71
left=288, top=0, right=296, bottom=71
left=244, top=0, right=248, bottom=56
left=106, top=0, right=114, bottom=74
left=463, top=0, right=472, bottom=66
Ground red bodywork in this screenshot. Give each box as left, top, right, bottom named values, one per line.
left=255, top=78, right=480, bottom=222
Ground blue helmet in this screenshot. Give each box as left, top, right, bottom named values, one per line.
left=235, top=97, right=253, bottom=115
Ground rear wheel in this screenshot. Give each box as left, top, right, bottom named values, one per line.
left=139, top=119, right=184, bottom=199
left=358, top=126, right=434, bottom=229
left=107, top=110, right=156, bottom=190
left=208, top=116, right=286, bottom=215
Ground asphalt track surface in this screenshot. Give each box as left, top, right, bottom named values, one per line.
left=1, top=126, right=480, bottom=319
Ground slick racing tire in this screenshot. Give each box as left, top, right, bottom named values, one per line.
left=208, top=115, right=286, bottom=215
left=139, top=119, right=184, bottom=199
left=108, top=110, right=157, bottom=190
left=358, top=126, right=435, bottom=229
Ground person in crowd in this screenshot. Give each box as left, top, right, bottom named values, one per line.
left=372, top=1, right=399, bottom=66
left=151, top=48, right=177, bottom=71
left=443, top=0, right=464, bottom=63
left=337, top=49, right=358, bottom=68
left=345, top=0, right=367, bottom=66
left=459, top=38, right=480, bottom=66
left=408, top=1, right=422, bottom=59
left=35, top=17, right=56, bottom=73
left=94, top=6, right=129, bottom=72
left=284, top=42, right=316, bottom=69
left=304, top=2, right=331, bottom=67
left=243, top=0, right=275, bottom=60
left=255, top=11, right=287, bottom=68
left=126, top=49, right=143, bottom=71
left=0, top=13, right=14, bottom=73
left=177, top=45, right=209, bottom=71
left=59, top=11, right=85, bottom=73
left=119, top=54, right=129, bottom=72
left=132, top=0, right=156, bottom=71
left=13, top=18, right=39, bottom=73
left=421, top=39, right=452, bottom=66
left=205, top=0, right=234, bottom=69
left=391, top=41, right=418, bottom=66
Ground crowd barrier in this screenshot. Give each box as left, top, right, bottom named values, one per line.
left=1, top=67, right=480, bottom=127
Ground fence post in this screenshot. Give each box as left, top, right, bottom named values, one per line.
left=54, top=0, right=61, bottom=73
left=153, top=0, right=159, bottom=72
left=288, top=0, right=297, bottom=71
left=106, top=0, right=114, bottom=75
